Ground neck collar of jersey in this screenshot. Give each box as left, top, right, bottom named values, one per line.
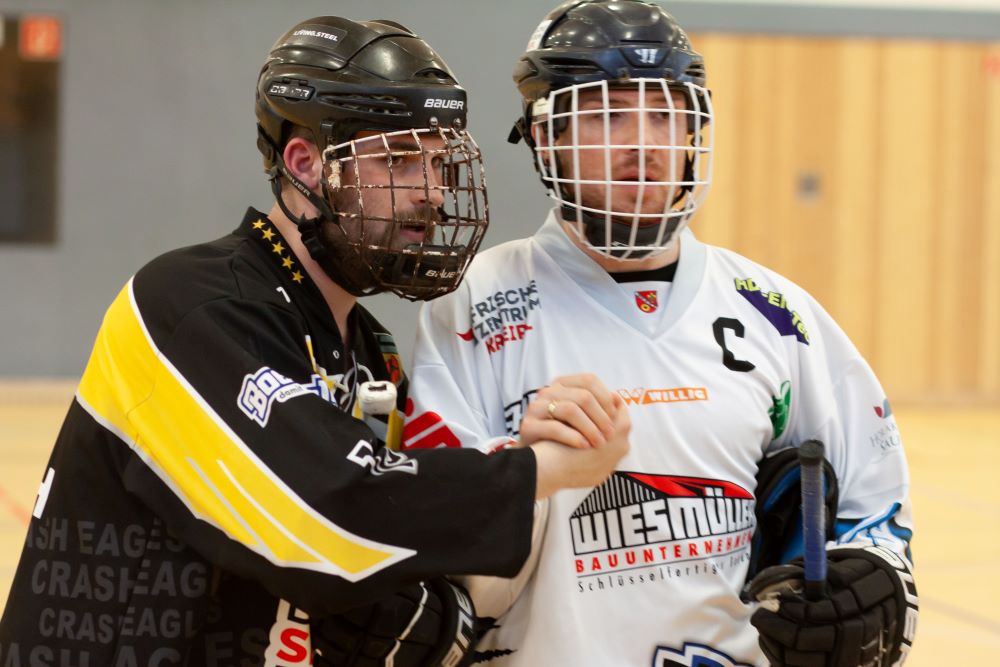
left=239, top=208, right=311, bottom=289
left=238, top=208, right=373, bottom=352
left=535, top=208, right=707, bottom=335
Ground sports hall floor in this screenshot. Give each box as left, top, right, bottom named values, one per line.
left=1, top=380, right=997, bottom=664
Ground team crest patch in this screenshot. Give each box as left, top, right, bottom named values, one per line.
left=375, top=332, right=404, bottom=385
left=653, top=642, right=753, bottom=667
left=635, top=290, right=658, bottom=313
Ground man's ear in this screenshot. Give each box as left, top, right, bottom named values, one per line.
left=532, top=125, right=555, bottom=171
left=282, top=137, right=322, bottom=190
left=532, top=124, right=550, bottom=149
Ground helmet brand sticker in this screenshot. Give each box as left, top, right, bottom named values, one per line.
left=424, top=98, right=465, bottom=109
left=526, top=19, right=552, bottom=51
left=267, top=83, right=313, bottom=101
left=531, top=96, right=551, bottom=120
left=291, top=27, right=346, bottom=43
left=633, top=47, right=660, bottom=66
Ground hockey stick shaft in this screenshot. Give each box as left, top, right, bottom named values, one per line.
left=798, top=439, right=827, bottom=600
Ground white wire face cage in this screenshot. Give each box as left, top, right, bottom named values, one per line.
left=322, top=127, right=489, bottom=301
left=531, top=78, right=714, bottom=260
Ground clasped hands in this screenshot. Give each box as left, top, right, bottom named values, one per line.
left=518, top=374, right=632, bottom=498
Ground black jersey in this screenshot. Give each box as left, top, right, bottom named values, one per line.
left=0, top=209, right=535, bottom=666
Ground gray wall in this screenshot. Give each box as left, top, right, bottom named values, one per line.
left=1, top=0, right=998, bottom=376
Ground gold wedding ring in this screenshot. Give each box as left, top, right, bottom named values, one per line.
left=547, top=401, right=558, bottom=418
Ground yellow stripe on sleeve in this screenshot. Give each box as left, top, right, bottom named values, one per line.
left=77, top=280, right=413, bottom=581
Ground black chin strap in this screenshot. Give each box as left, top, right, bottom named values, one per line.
left=257, top=125, right=340, bottom=264
left=268, top=177, right=329, bottom=262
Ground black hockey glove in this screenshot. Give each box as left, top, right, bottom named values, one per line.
left=312, top=577, right=476, bottom=667
left=747, top=545, right=918, bottom=667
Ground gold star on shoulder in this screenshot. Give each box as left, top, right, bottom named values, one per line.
left=253, top=219, right=305, bottom=286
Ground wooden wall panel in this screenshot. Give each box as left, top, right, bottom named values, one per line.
left=935, top=44, right=986, bottom=396
left=981, top=44, right=1000, bottom=396
left=876, top=42, right=938, bottom=397
left=830, top=41, right=880, bottom=359
left=694, top=35, right=740, bottom=251
left=689, top=34, right=1000, bottom=403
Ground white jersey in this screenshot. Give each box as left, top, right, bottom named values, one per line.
left=408, top=210, right=913, bottom=667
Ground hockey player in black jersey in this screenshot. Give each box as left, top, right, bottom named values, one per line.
left=0, top=16, right=631, bottom=667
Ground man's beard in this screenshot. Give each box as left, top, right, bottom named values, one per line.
left=307, top=188, right=380, bottom=296
left=315, top=188, right=444, bottom=297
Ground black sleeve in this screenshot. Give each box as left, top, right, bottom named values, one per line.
left=85, top=285, right=535, bottom=616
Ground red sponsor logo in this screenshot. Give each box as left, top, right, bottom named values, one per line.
left=635, top=290, right=658, bottom=313
left=618, top=386, right=708, bottom=406
left=402, top=398, right=461, bottom=450
left=456, top=328, right=474, bottom=342
left=624, top=474, right=752, bottom=499
left=484, top=323, right=533, bottom=354
left=570, top=472, right=755, bottom=577
left=264, top=600, right=311, bottom=666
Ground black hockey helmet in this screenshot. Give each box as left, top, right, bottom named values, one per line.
left=509, top=1, right=713, bottom=259
left=254, top=17, right=488, bottom=301
left=511, top=0, right=705, bottom=120
left=256, top=17, right=468, bottom=170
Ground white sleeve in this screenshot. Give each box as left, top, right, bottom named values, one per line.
left=406, top=284, right=510, bottom=452
left=409, top=283, right=548, bottom=619
left=781, top=295, right=914, bottom=558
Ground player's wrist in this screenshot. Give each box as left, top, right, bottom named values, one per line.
left=530, top=440, right=586, bottom=499
left=528, top=441, right=560, bottom=499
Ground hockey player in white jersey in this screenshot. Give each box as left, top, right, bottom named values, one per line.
left=406, top=1, right=918, bottom=665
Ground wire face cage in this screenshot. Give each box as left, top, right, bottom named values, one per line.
left=531, top=78, right=713, bottom=259
left=323, top=127, right=489, bottom=300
